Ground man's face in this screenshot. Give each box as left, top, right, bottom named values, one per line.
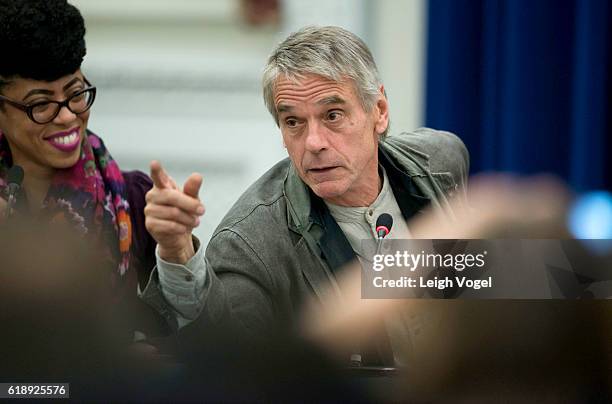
left=274, top=74, right=389, bottom=206
left=0, top=70, right=91, bottom=178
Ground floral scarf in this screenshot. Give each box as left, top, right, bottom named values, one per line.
left=0, top=130, right=132, bottom=282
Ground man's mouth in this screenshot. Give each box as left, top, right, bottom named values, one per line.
left=308, top=166, right=339, bottom=173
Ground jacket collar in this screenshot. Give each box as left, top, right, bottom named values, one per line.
left=379, top=145, right=431, bottom=223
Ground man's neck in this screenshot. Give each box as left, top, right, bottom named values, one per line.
left=324, top=163, right=382, bottom=208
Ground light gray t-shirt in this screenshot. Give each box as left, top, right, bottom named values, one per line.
left=325, top=167, right=410, bottom=261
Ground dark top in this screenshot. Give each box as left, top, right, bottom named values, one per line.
left=122, top=170, right=169, bottom=337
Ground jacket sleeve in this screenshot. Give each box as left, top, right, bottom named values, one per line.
left=138, top=215, right=278, bottom=337
left=177, top=228, right=278, bottom=343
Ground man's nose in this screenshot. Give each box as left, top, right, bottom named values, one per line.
left=304, top=121, right=329, bottom=153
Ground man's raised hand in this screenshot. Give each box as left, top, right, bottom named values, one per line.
left=145, top=160, right=205, bottom=264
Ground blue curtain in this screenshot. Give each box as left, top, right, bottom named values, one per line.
left=425, top=0, right=611, bottom=192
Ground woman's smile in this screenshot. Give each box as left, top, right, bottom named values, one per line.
left=44, top=126, right=81, bottom=153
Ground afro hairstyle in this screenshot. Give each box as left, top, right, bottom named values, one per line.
left=0, top=0, right=86, bottom=87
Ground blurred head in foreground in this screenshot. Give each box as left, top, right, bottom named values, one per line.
left=0, top=221, right=116, bottom=386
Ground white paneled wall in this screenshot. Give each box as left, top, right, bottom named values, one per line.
left=77, top=2, right=283, bottom=244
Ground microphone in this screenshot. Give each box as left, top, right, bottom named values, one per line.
left=5, top=165, right=24, bottom=219
left=375, top=213, right=393, bottom=239
left=374, top=213, right=393, bottom=257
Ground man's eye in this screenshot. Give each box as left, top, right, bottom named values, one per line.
left=285, top=118, right=298, bottom=127
left=327, top=111, right=343, bottom=121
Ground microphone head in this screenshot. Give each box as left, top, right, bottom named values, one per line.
left=375, top=213, right=393, bottom=238
left=7, top=165, right=24, bottom=186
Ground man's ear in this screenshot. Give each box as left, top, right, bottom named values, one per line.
left=374, top=85, right=389, bottom=135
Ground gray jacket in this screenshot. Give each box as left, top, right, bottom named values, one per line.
left=177, top=128, right=469, bottom=341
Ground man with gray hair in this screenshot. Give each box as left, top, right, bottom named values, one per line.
left=142, top=26, right=469, bottom=365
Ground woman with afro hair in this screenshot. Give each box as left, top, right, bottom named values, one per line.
left=0, top=0, right=174, bottom=341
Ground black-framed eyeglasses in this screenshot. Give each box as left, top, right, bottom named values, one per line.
left=0, top=79, right=96, bottom=124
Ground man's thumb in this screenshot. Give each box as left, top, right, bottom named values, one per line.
left=183, top=173, right=203, bottom=199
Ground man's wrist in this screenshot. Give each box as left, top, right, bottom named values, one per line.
left=158, top=238, right=196, bottom=265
